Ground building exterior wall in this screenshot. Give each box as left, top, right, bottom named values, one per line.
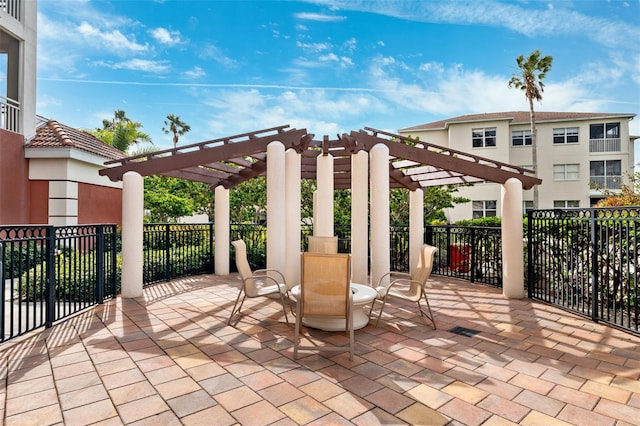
left=0, top=130, right=29, bottom=224
left=401, top=114, right=635, bottom=222
left=78, top=183, right=122, bottom=226
left=28, top=180, right=48, bottom=224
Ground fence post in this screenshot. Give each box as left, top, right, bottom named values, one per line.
left=209, top=222, right=215, bottom=274
left=590, top=209, right=599, bottom=322
left=165, top=224, right=171, bottom=281
left=110, top=226, right=118, bottom=297
left=96, top=226, right=105, bottom=304
left=45, top=226, right=56, bottom=328
left=470, top=227, right=476, bottom=283
left=527, top=211, right=533, bottom=298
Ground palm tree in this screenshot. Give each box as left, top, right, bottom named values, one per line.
left=162, top=114, right=191, bottom=148
left=508, top=50, right=553, bottom=209
left=91, top=110, right=153, bottom=154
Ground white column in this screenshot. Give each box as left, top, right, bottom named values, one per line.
left=370, top=144, right=390, bottom=287
left=267, top=142, right=286, bottom=274
left=502, top=178, right=525, bottom=299
left=121, top=171, right=143, bottom=298
left=409, top=188, right=424, bottom=275
left=316, top=153, right=334, bottom=236
left=214, top=185, right=230, bottom=275
left=285, top=149, right=301, bottom=288
left=351, top=150, right=369, bottom=284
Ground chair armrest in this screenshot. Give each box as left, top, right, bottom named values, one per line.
left=377, top=271, right=411, bottom=287
left=254, top=268, right=286, bottom=283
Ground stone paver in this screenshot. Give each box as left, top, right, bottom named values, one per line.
left=1, top=274, right=639, bottom=425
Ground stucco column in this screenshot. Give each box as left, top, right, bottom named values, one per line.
left=267, top=142, right=286, bottom=274
left=370, top=144, right=390, bottom=287
left=351, top=150, right=369, bottom=284
left=285, top=149, right=301, bottom=288
left=502, top=178, right=525, bottom=299
left=316, top=153, right=334, bottom=236
left=214, top=185, right=229, bottom=275
left=409, top=188, right=424, bottom=275
left=121, top=171, right=143, bottom=298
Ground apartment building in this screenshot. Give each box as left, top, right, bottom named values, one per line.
left=0, top=0, right=123, bottom=225
left=398, top=111, right=637, bottom=223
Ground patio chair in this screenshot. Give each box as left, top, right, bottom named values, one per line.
left=228, top=239, right=289, bottom=325
left=369, top=244, right=437, bottom=329
left=307, top=235, right=338, bottom=254
left=294, top=252, right=354, bottom=360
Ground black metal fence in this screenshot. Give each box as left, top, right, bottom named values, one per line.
left=1, top=225, right=118, bottom=342
left=143, top=223, right=214, bottom=285
left=528, top=208, right=639, bottom=333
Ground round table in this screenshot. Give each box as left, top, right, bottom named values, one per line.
left=291, top=283, right=378, bottom=331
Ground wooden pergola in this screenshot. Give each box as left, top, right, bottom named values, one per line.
left=100, top=125, right=541, bottom=190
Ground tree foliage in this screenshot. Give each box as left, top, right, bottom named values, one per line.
left=144, top=176, right=213, bottom=222
left=595, top=171, right=640, bottom=207
left=89, top=109, right=153, bottom=154
left=162, top=114, right=191, bottom=148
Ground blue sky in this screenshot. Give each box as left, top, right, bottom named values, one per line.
left=36, top=0, right=640, bottom=151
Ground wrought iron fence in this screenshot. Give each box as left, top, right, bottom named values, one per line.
left=142, top=223, right=214, bottom=285
left=0, top=225, right=117, bottom=342
left=528, top=208, right=639, bottom=334
left=426, top=225, right=503, bottom=286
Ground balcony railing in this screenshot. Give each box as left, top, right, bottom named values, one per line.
left=0, top=95, right=20, bottom=133
left=0, top=0, right=21, bottom=21
left=590, top=175, right=622, bottom=190
left=589, top=138, right=621, bottom=153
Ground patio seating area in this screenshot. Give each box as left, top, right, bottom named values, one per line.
left=1, top=273, right=639, bottom=425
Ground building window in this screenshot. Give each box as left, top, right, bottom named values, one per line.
left=553, top=127, right=579, bottom=144
left=472, top=128, right=496, bottom=148
left=523, top=200, right=534, bottom=214
left=553, top=164, right=579, bottom=180
left=590, top=122, right=620, bottom=140
left=511, top=130, right=531, bottom=146
left=590, top=160, right=622, bottom=190
left=554, top=200, right=580, bottom=208
left=472, top=200, right=497, bottom=218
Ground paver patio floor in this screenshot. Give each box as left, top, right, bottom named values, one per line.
left=1, top=274, right=639, bottom=425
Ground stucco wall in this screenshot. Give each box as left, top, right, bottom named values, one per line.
left=78, top=183, right=122, bottom=226
left=0, top=130, right=29, bottom=224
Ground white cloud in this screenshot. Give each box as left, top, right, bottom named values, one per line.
left=149, top=27, right=183, bottom=46
left=106, top=59, right=171, bottom=73
left=297, top=41, right=332, bottom=52
left=182, top=66, right=206, bottom=79
left=294, top=12, right=347, bottom=22
left=199, top=44, right=238, bottom=68
left=78, top=22, right=148, bottom=53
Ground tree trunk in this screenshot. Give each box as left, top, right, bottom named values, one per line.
left=529, top=98, right=539, bottom=209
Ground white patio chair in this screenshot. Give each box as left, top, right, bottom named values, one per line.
left=369, top=244, right=437, bottom=329
left=228, top=239, right=289, bottom=325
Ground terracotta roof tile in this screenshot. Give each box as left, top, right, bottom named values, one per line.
left=25, top=120, right=126, bottom=160
left=399, top=111, right=636, bottom=132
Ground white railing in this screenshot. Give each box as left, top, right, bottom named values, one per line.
left=0, top=0, right=21, bottom=21
left=589, top=138, right=621, bottom=153
left=0, top=95, right=20, bottom=133
left=590, top=175, right=622, bottom=190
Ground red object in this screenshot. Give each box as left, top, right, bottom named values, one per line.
left=449, top=244, right=471, bottom=272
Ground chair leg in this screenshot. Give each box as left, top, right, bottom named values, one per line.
left=374, top=297, right=389, bottom=327
left=279, top=291, right=289, bottom=324
left=418, top=293, right=436, bottom=329
left=227, top=290, right=246, bottom=325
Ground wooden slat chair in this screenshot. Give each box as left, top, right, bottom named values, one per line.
left=294, top=252, right=354, bottom=360
left=369, top=244, right=438, bottom=329
left=228, top=239, right=289, bottom=325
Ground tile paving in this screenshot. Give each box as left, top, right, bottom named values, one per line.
left=1, top=273, right=639, bottom=425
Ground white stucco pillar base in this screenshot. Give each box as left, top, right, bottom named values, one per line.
left=370, top=144, right=390, bottom=287
left=285, top=149, right=301, bottom=288
left=121, top=172, right=143, bottom=298
left=267, top=142, right=286, bottom=274
left=409, top=188, right=424, bottom=275
left=502, top=178, right=525, bottom=299
left=351, top=151, right=369, bottom=284
left=316, top=154, right=334, bottom=236
left=214, top=185, right=230, bottom=275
